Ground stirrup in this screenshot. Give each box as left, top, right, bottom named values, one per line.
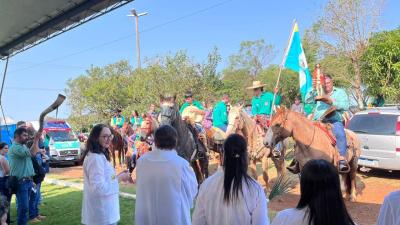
left=272, top=149, right=281, bottom=158
left=287, top=159, right=300, bottom=174
left=338, top=160, right=350, bottom=174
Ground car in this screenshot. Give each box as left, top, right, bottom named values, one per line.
left=347, top=106, right=400, bottom=171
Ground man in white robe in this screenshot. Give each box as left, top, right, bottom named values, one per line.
left=135, top=125, right=198, bottom=225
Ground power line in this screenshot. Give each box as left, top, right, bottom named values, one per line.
left=7, top=0, right=233, bottom=74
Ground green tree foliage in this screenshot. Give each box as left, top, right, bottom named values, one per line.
left=361, top=28, right=400, bottom=103
left=228, top=39, right=276, bottom=77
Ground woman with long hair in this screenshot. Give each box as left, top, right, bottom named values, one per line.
left=192, top=134, right=269, bottom=225
left=81, top=124, right=131, bottom=225
left=272, top=159, right=356, bottom=225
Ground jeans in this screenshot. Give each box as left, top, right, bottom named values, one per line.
left=331, top=121, right=347, bottom=157
left=216, top=124, right=227, bottom=132
left=194, top=123, right=205, bottom=134
left=16, top=179, right=35, bottom=225
left=29, top=183, right=41, bottom=219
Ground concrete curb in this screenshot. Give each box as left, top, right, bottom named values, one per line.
left=44, top=178, right=136, bottom=200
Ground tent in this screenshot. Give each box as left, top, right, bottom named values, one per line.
left=0, top=0, right=133, bottom=142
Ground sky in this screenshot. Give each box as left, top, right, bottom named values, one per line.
left=0, top=0, right=399, bottom=122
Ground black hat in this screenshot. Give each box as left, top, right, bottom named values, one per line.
left=184, top=91, right=193, bottom=98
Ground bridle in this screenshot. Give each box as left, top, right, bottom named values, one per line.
left=273, top=110, right=316, bottom=148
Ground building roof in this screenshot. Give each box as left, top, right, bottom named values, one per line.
left=0, top=0, right=133, bottom=59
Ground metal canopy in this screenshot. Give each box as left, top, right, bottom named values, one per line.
left=0, top=0, right=133, bottom=59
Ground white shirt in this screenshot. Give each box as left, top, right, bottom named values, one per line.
left=82, top=152, right=119, bottom=225
left=377, top=190, right=400, bottom=225
left=192, top=168, right=269, bottom=225
left=271, top=208, right=309, bottom=225
left=135, top=148, right=198, bottom=225
left=272, top=208, right=358, bottom=225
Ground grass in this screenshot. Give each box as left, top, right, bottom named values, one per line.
left=8, top=182, right=276, bottom=224
left=10, top=183, right=135, bottom=225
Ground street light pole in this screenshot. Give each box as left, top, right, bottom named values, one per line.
left=128, top=9, right=148, bottom=69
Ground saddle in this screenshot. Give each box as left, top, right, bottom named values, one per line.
left=205, top=127, right=226, bottom=145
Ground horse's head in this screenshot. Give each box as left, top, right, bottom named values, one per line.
left=264, top=107, right=292, bottom=149
left=159, top=94, right=178, bottom=126
left=226, top=105, right=244, bottom=135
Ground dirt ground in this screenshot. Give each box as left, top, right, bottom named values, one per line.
left=50, top=162, right=400, bottom=225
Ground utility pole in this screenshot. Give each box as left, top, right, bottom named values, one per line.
left=128, top=9, right=148, bottom=69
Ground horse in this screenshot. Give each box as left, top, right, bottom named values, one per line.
left=159, top=95, right=209, bottom=184
left=226, top=105, right=287, bottom=190
left=263, top=107, right=361, bottom=201
left=109, top=127, right=126, bottom=168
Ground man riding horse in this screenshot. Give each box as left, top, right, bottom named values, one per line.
left=110, top=109, right=125, bottom=129
left=212, top=94, right=230, bottom=132
left=304, top=74, right=350, bottom=172
left=180, top=91, right=207, bottom=158
left=247, top=80, right=281, bottom=128
left=247, top=81, right=282, bottom=156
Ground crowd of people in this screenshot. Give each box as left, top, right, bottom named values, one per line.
left=81, top=123, right=400, bottom=225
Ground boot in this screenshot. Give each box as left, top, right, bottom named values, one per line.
left=287, top=159, right=300, bottom=174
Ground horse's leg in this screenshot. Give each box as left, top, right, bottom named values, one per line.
left=349, top=158, right=358, bottom=202
left=248, top=159, right=258, bottom=181
left=199, top=155, right=209, bottom=178
left=191, top=160, right=203, bottom=184
left=261, top=155, right=269, bottom=190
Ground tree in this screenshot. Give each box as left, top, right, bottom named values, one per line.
left=318, top=0, right=385, bottom=109
left=361, top=28, right=400, bottom=103
left=228, top=39, right=276, bottom=77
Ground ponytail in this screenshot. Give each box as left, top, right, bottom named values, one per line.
left=223, top=134, right=254, bottom=203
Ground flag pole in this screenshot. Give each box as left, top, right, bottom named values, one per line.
left=270, top=19, right=297, bottom=116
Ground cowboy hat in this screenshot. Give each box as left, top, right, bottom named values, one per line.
left=184, top=91, right=193, bottom=98
left=246, top=81, right=266, bottom=90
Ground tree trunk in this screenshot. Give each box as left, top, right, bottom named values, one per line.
left=351, top=58, right=365, bottom=109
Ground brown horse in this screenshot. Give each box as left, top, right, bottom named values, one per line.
left=226, top=106, right=287, bottom=190
left=109, top=127, right=126, bottom=168
left=264, top=107, right=361, bottom=201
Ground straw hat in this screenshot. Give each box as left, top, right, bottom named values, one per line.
left=246, top=80, right=266, bottom=90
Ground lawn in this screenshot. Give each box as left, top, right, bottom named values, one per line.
left=10, top=183, right=135, bottom=225
left=9, top=182, right=276, bottom=224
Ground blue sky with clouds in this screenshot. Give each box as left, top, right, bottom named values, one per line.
left=1, top=0, right=399, bottom=121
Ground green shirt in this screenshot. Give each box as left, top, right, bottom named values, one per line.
left=251, top=92, right=281, bottom=116
left=8, top=143, right=35, bottom=179
left=212, top=101, right=228, bottom=127
left=110, top=116, right=125, bottom=128
left=179, top=100, right=204, bottom=114
left=130, top=117, right=143, bottom=126
left=305, top=87, right=349, bottom=122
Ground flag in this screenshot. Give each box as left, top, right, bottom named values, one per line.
left=283, top=22, right=312, bottom=101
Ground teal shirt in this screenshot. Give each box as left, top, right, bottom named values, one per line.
left=110, top=116, right=125, bottom=128
left=305, top=87, right=349, bottom=122
left=179, top=100, right=204, bottom=114
left=8, top=143, right=35, bottom=179
left=212, top=101, right=228, bottom=127
left=251, top=92, right=281, bottom=116
left=130, top=117, right=143, bottom=126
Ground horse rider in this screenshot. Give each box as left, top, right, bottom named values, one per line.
left=180, top=91, right=207, bottom=158
left=110, top=109, right=125, bottom=130
left=180, top=91, right=206, bottom=134
left=305, top=73, right=350, bottom=172
left=212, top=94, right=230, bottom=132
left=247, top=80, right=281, bottom=124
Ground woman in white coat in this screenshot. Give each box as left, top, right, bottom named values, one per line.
left=192, top=134, right=269, bottom=225
left=81, top=124, right=131, bottom=225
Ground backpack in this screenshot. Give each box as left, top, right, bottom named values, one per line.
left=31, top=157, right=46, bottom=184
